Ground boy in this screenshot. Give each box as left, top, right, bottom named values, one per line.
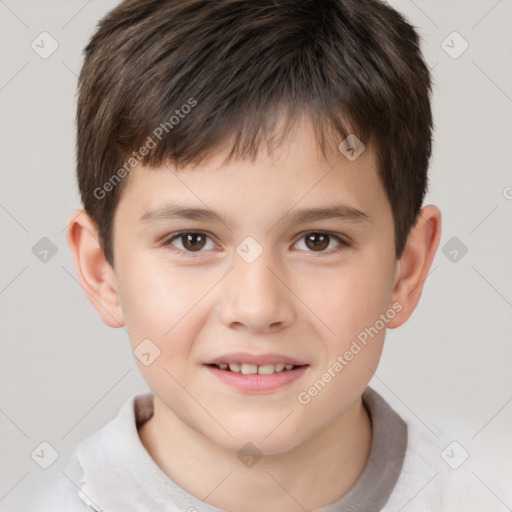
left=38, top=0, right=484, bottom=510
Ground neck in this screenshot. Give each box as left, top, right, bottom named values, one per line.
left=138, top=396, right=372, bottom=512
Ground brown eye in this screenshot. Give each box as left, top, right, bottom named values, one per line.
left=181, top=233, right=207, bottom=251
left=294, top=232, right=348, bottom=253
left=304, top=233, right=330, bottom=251
left=165, top=231, right=215, bottom=254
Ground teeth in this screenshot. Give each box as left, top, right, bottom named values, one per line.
left=258, top=364, right=276, bottom=375
left=240, top=363, right=258, bottom=374
left=218, top=363, right=299, bottom=374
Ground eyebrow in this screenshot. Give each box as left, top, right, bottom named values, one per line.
left=139, top=203, right=371, bottom=227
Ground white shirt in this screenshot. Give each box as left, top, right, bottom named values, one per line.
left=36, top=387, right=492, bottom=511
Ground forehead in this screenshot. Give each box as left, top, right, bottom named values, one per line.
left=115, top=117, right=387, bottom=228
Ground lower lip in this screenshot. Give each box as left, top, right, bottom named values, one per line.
left=204, top=365, right=309, bottom=392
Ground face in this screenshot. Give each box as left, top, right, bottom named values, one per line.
left=111, top=119, right=400, bottom=454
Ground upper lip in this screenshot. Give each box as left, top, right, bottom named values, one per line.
left=205, top=352, right=309, bottom=366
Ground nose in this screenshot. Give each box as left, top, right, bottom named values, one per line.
left=218, top=250, right=295, bottom=334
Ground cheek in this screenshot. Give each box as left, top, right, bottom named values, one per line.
left=295, top=257, right=393, bottom=398
left=115, top=255, right=209, bottom=351
left=117, top=267, right=211, bottom=396
left=295, top=265, right=392, bottom=417
left=305, top=258, right=394, bottom=340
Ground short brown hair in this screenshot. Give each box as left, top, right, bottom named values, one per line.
left=76, top=0, right=433, bottom=266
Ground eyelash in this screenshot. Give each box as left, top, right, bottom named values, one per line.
left=162, top=230, right=351, bottom=257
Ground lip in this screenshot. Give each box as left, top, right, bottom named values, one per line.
left=205, top=364, right=309, bottom=392
left=204, top=352, right=308, bottom=366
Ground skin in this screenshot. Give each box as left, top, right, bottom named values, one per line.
left=67, top=117, right=441, bottom=512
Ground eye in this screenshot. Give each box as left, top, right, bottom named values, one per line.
left=163, top=231, right=216, bottom=254
left=293, top=232, right=349, bottom=254
left=162, top=230, right=350, bottom=257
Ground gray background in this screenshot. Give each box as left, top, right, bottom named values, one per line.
left=1, top=0, right=511, bottom=510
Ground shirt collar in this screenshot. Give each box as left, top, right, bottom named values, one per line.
left=75, top=387, right=406, bottom=511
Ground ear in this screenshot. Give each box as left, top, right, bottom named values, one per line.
left=65, top=209, right=125, bottom=328
left=387, top=205, right=441, bottom=328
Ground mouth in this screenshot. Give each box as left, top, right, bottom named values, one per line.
left=204, top=360, right=309, bottom=392
left=206, top=362, right=306, bottom=374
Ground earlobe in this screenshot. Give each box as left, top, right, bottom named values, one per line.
left=65, top=209, right=125, bottom=328
left=387, top=205, right=441, bottom=328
